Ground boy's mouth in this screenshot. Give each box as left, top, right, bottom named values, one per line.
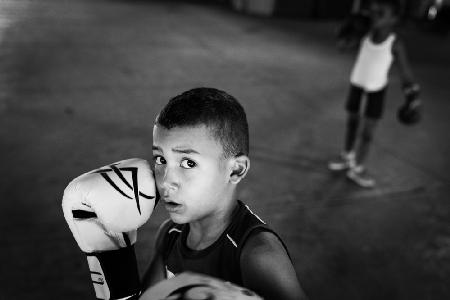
left=164, top=200, right=182, bottom=212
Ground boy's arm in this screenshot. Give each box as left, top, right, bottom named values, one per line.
left=141, top=219, right=171, bottom=291
left=240, top=231, right=308, bottom=300
left=392, top=37, right=422, bottom=125
left=393, top=38, right=416, bottom=86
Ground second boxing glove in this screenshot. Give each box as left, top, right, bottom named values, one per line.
left=398, top=83, right=422, bottom=125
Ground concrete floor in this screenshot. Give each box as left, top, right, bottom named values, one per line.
left=0, top=0, right=449, bottom=299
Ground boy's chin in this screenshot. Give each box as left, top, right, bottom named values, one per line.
left=168, top=213, right=190, bottom=225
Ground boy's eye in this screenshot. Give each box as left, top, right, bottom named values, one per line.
left=154, top=156, right=166, bottom=165
left=180, top=159, right=196, bottom=169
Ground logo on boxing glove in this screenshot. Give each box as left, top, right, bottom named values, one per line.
left=93, top=163, right=156, bottom=215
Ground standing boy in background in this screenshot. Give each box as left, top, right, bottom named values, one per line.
left=143, top=87, right=307, bottom=299
left=329, top=0, right=422, bottom=188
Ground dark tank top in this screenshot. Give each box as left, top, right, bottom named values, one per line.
left=159, top=200, right=289, bottom=286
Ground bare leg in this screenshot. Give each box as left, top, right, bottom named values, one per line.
left=328, top=112, right=360, bottom=171
left=345, top=112, right=360, bottom=153
left=355, top=117, right=378, bottom=166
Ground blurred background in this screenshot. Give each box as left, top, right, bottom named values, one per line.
left=0, top=0, right=449, bottom=299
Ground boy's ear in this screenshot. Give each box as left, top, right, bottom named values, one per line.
left=229, top=155, right=250, bottom=184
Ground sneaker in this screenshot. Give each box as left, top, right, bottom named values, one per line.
left=328, top=151, right=355, bottom=171
left=346, top=165, right=375, bottom=188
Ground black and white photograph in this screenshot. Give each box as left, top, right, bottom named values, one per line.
left=0, top=0, right=449, bottom=299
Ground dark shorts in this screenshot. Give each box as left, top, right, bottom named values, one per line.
left=345, top=84, right=387, bottom=119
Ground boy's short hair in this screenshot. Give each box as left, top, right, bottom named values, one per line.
left=156, top=87, right=249, bottom=158
left=372, top=0, right=401, bottom=16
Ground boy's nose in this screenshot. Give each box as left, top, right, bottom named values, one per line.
left=162, top=181, right=178, bottom=195
left=160, top=166, right=179, bottom=193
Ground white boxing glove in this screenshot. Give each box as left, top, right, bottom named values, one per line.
left=62, top=158, right=158, bottom=300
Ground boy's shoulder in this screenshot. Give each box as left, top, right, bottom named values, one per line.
left=240, top=230, right=290, bottom=264
left=237, top=205, right=305, bottom=299
left=230, top=201, right=290, bottom=260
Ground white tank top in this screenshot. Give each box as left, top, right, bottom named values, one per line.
left=350, top=33, right=396, bottom=92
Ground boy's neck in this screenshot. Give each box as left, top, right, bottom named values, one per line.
left=186, top=199, right=239, bottom=251
left=370, top=27, right=393, bottom=44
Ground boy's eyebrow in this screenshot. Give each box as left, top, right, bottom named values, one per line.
left=172, top=147, right=200, bottom=155
left=151, top=145, right=200, bottom=155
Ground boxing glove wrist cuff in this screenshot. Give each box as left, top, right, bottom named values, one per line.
left=87, top=245, right=141, bottom=300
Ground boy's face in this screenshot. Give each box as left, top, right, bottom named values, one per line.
left=152, top=124, right=233, bottom=224
left=370, top=2, right=397, bottom=30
